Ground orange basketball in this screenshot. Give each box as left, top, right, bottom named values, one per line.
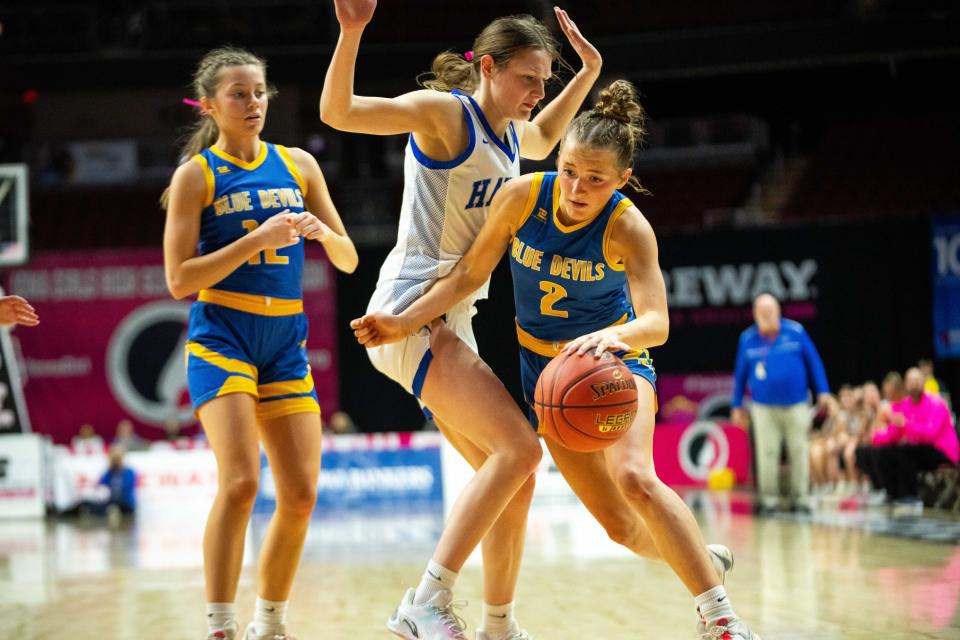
left=534, top=350, right=639, bottom=452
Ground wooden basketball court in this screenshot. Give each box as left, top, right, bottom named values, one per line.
left=2, top=493, right=958, bottom=639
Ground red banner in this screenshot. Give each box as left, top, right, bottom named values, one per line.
left=4, top=247, right=338, bottom=444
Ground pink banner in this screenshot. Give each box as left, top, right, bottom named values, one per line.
left=4, top=246, right=337, bottom=445
left=656, top=372, right=735, bottom=423
left=653, top=422, right=753, bottom=486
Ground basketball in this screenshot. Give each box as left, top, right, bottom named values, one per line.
left=534, top=351, right=639, bottom=452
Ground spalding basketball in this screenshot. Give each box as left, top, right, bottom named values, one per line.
left=534, top=351, right=639, bottom=452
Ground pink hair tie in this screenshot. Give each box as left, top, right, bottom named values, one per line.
left=464, top=50, right=474, bottom=62
left=182, top=98, right=209, bottom=116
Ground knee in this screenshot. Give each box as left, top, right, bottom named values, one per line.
left=277, top=476, right=319, bottom=517
left=500, top=434, right=542, bottom=478
left=221, top=473, right=260, bottom=509
left=615, top=468, right=660, bottom=508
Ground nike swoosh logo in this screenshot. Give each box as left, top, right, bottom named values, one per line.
left=426, top=570, right=441, bottom=581
left=402, top=618, right=420, bottom=638
left=717, top=596, right=727, bottom=602
left=491, top=613, right=508, bottom=618
left=481, top=138, right=489, bottom=144
left=266, top=607, right=275, bottom=612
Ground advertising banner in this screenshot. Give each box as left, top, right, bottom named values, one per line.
left=932, top=215, right=960, bottom=358
left=5, top=246, right=338, bottom=444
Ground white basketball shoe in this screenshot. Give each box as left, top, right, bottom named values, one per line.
left=387, top=587, right=468, bottom=640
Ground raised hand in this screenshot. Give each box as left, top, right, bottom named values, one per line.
left=554, top=7, right=602, bottom=73
left=334, top=0, right=377, bottom=32
left=350, top=312, right=412, bottom=347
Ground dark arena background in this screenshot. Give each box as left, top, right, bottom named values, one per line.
left=1, top=2, right=959, bottom=639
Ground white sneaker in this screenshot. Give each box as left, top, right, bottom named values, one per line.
left=476, top=621, right=535, bottom=640
left=707, top=544, right=734, bottom=584
left=243, top=622, right=296, bottom=639
left=700, top=617, right=761, bottom=639
left=387, top=587, right=467, bottom=640
left=206, top=621, right=238, bottom=640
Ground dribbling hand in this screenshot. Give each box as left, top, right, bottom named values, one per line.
left=562, top=328, right=630, bottom=358
left=334, top=0, right=377, bottom=32
left=350, top=313, right=412, bottom=347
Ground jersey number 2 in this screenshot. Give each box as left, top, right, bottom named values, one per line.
left=539, top=281, right=569, bottom=318
left=242, top=220, right=289, bottom=265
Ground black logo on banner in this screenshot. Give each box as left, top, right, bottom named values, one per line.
left=107, top=301, right=194, bottom=428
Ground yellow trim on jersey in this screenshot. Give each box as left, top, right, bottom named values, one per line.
left=217, top=375, right=259, bottom=398
left=210, top=142, right=268, bottom=171
left=275, top=145, right=309, bottom=197
left=259, top=371, right=315, bottom=399
left=186, top=341, right=258, bottom=378
left=198, top=289, right=303, bottom=316
left=515, top=172, right=544, bottom=231
left=193, top=154, right=216, bottom=208
left=257, top=396, right=321, bottom=422
left=515, top=313, right=629, bottom=357
left=551, top=178, right=605, bottom=234
left=601, top=198, right=634, bottom=272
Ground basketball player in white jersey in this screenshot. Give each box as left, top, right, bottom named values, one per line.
left=321, top=2, right=601, bottom=638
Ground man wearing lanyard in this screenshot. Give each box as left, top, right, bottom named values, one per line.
left=732, top=293, right=830, bottom=514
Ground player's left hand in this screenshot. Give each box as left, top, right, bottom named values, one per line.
left=562, top=328, right=630, bottom=358
left=0, top=295, right=39, bottom=327
left=554, top=7, right=602, bottom=73
left=291, top=211, right=333, bottom=241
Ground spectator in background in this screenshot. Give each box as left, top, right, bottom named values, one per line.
left=71, top=423, right=105, bottom=455
left=844, top=381, right=882, bottom=496
left=326, top=411, right=357, bottom=435
left=732, top=293, right=830, bottom=514
left=809, top=393, right=840, bottom=495
left=918, top=358, right=951, bottom=410
left=881, top=371, right=906, bottom=406
left=112, top=418, right=148, bottom=452
left=867, top=367, right=959, bottom=512
left=0, top=295, right=39, bottom=327
left=98, top=445, right=137, bottom=518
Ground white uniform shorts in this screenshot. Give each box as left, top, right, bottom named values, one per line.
left=365, top=286, right=479, bottom=414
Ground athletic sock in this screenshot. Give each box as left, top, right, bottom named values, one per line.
left=695, top=585, right=736, bottom=626
left=206, top=602, right=236, bottom=635
left=413, top=559, right=458, bottom=605
left=480, top=601, right=515, bottom=637
left=252, top=597, right=287, bottom=636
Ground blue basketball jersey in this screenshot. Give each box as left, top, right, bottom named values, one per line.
left=194, top=142, right=307, bottom=300
left=510, top=172, right=635, bottom=345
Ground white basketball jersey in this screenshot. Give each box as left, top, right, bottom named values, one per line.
left=369, top=90, right=521, bottom=314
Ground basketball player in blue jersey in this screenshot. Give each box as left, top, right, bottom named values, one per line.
left=322, top=2, right=601, bottom=638
left=163, top=47, right=358, bottom=640
left=353, top=81, right=761, bottom=640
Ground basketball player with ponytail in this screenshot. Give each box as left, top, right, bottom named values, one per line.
left=321, top=2, right=606, bottom=639
left=163, top=47, right=357, bottom=640
left=353, top=80, right=762, bottom=639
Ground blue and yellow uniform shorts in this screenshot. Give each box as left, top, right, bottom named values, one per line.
left=185, top=291, right=320, bottom=422
left=518, top=344, right=657, bottom=431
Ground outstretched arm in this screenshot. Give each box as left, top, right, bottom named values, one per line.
left=518, top=8, right=602, bottom=160
left=319, top=0, right=456, bottom=137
